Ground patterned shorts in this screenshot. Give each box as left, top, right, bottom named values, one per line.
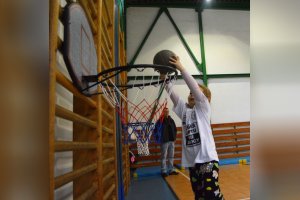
left=189, top=161, right=224, bottom=200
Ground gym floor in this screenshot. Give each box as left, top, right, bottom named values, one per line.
left=126, top=164, right=250, bottom=200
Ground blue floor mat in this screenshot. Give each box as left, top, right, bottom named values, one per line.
left=125, top=175, right=177, bottom=200
left=134, top=166, right=161, bottom=178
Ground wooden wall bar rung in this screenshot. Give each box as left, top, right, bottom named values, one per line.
left=103, top=157, right=114, bottom=165
left=55, top=163, right=97, bottom=189
left=101, top=46, right=112, bottom=69
left=101, top=29, right=112, bottom=55
left=213, top=128, right=250, bottom=135
left=55, top=141, right=97, bottom=152
left=102, top=126, right=113, bottom=134
left=103, top=0, right=112, bottom=26
left=211, top=121, right=250, bottom=128
left=87, top=0, right=97, bottom=18
left=56, top=70, right=97, bottom=108
left=101, top=19, right=112, bottom=48
left=215, top=140, right=250, bottom=148
left=214, top=134, right=250, bottom=141
left=219, top=152, right=250, bottom=159
left=56, top=105, right=97, bottom=128
left=75, top=182, right=98, bottom=200
left=78, top=0, right=97, bottom=35
left=131, top=160, right=181, bottom=169
left=101, top=95, right=114, bottom=107
left=102, top=171, right=114, bottom=183
left=103, top=184, right=115, bottom=200
left=102, top=109, right=113, bottom=121
left=103, top=143, right=114, bottom=148
left=217, top=146, right=250, bottom=154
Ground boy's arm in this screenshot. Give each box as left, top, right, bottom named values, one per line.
left=160, top=73, right=179, bottom=106
left=165, top=83, right=179, bottom=107
left=169, top=56, right=206, bottom=102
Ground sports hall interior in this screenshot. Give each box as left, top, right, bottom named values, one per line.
left=50, top=0, right=250, bottom=199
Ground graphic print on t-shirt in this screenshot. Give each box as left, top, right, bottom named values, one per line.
left=183, top=109, right=201, bottom=147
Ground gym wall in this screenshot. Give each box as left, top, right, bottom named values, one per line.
left=126, top=7, right=250, bottom=125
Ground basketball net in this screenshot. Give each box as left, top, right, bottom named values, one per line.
left=99, top=69, right=176, bottom=156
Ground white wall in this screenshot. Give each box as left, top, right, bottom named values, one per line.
left=202, top=9, right=250, bottom=74
left=209, top=78, right=250, bottom=123
left=126, top=7, right=250, bottom=124
left=127, top=7, right=201, bottom=75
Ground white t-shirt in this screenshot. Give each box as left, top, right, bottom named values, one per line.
left=173, top=97, right=219, bottom=167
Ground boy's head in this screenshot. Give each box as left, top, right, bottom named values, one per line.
left=163, top=107, right=169, bottom=117
left=188, top=84, right=211, bottom=107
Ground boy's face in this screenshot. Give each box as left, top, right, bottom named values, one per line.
left=163, top=108, right=169, bottom=117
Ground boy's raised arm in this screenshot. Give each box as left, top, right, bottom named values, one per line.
left=169, top=56, right=204, bottom=102
left=165, top=82, right=179, bottom=107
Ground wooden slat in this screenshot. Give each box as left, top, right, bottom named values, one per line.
left=103, top=157, right=114, bottom=165
left=75, top=182, right=98, bottom=200
left=213, top=128, right=250, bottom=135
left=219, top=152, right=250, bottom=159
left=79, top=0, right=97, bottom=34
left=56, top=70, right=97, bottom=108
left=131, top=160, right=181, bottom=168
left=55, top=105, right=97, bottom=128
left=103, top=143, right=114, bottom=148
left=88, top=0, right=97, bottom=18
left=217, top=146, right=250, bottom=154
left=101, top=28, right=112, bottom=55
left=214, top=134, right=250, bottom=141
left=49, top=0, right=60, bottom=198
left=211, top=122, right=250, bottom=128
left=102, top=109, right=113, bottom=121
left=55, top=141, right=97, bottom=152
left=102, top=171, right=114, bottom=183
left=103, top=0, right=112, bottom=26
left=55, top=164, right=97, bottom=189
left=102, top=19, right=112, bottom=48
left=103, top=184, right=115, bottom=200
left=102, top=126, right=113, bottom=134
left=135, top=153, right=181, bottom=162
left=215, top=140, right=250, bottom=148
left=96, top=0, right=104, bottom=198
left=101, top=45, right=112, bottom=66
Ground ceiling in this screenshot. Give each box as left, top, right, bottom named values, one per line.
left=125, top=0, right=250, bottom=10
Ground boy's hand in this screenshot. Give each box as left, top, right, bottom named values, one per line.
left=169, top=56, right=184, bottom=72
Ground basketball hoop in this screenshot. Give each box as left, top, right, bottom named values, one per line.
left=81, top=64, right=177, bottom=156
left=60, top=2, right=178, bottom=156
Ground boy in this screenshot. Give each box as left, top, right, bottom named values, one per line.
left=165, top=56, right=224, bottom=200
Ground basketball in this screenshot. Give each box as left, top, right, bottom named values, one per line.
left=153, top=50, right=176, bottom=74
